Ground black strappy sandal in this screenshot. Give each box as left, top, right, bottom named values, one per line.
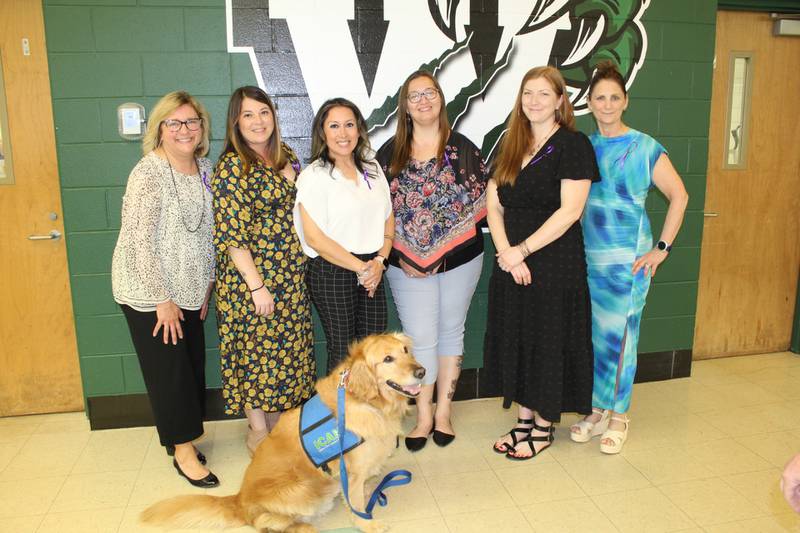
left=493, top=418, right=533, bottom=454
left=505, top=420, right=554, bottom=461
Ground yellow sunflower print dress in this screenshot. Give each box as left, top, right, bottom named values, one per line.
left=212, top=145, right=315, bottom=414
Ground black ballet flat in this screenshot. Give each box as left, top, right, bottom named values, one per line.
left=173, top=459, right=219, bottom=488
left=405, top=430, right=432, bottom=452
left=432, top=429, right=455, bottom=447
left=165, top=444, right=207, bottom=465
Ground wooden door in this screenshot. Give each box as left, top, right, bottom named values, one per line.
left=0, top=1, right=83, bottom=414
left=693, top=11, right=800, bottom=358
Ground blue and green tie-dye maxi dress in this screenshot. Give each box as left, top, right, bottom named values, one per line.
left=583, top=129, right=665, bottom=414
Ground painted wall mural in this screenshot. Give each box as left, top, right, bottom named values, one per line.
left=228, top=0, right=651, bottom=158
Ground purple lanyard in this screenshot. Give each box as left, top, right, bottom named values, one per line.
left=529, top=144, right=554, bottom=166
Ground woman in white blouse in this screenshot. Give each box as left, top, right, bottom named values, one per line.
left=111, top=91, right=217, bottom=488
left=294, top=98, right=394, bottom=370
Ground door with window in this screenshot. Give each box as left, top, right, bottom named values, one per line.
left=0, top=0, right=83, bottom=414
left=693, top=10, right=800, bottom=358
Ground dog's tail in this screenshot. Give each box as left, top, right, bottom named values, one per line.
left=140, top=494, right=245, bottom=529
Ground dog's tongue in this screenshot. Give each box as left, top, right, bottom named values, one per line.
left=402, top=384, right=421, bottom=395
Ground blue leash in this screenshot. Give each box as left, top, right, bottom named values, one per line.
left=336, top=372, right=412, bottom=520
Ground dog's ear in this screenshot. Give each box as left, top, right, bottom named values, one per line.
left=347, top=358, right=378, bottom=402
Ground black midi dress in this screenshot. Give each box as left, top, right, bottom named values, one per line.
left=482, top=127, right=600, bottom=422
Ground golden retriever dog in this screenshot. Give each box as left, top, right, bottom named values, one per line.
left=141, top=332, right=425, bottom=533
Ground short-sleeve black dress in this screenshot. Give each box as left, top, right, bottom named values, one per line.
left=482, top=127, right=600, bottom=422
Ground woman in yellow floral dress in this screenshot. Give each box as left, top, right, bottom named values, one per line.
left=212, top=86, right=315, bottom=454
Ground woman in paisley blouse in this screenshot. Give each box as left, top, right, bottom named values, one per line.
left=212, top=86, right=315, bottom=455
left=377, top=71, right=487, bottom=451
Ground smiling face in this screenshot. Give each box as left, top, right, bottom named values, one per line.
left=406, top=75, right=442, bottom=127
left=322, top=106, right=360, bottom=163
left=159, top=103, right=202, bottom=159
left=588, top=78, right=628, bottom=129
left=237, top=96, right=276, bottom=154
left=520, top=76, right=563, bottom=126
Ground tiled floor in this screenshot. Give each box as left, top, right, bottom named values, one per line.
left=1, top=351, right=800, bottom=532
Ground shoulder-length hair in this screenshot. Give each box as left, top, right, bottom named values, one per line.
left=222, top=86, right=287, bottom=173
left=142, top=91, right=210, bottom=157
left=310, top=97, right=375, bottom=177
left=492, top=66, right=575, bottom=187
left=387, top=70, right=451, bottom=178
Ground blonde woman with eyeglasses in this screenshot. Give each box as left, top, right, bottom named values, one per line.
left=112, top=91, right=218, bottom=487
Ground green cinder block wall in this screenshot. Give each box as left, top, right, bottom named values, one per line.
left=44, top=0, right=716, bottom=401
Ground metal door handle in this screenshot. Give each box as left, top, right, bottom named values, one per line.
left=703, top=212, right=719, bottom=217
left=28, top=230, right=62, bottom=241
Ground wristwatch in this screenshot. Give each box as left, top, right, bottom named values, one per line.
left=656, top=240, right=672, bottom=252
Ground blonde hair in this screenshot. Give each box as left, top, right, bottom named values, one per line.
left=142, top=91, right=210, bottom=157
left=492, top=66, right=574, bottom=187
left=387, top=70, right=450, bottom=178
left=222, top=86, right=288, bottom=174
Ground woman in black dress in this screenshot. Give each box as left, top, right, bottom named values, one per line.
left=484, top=66, right=599, bottom=460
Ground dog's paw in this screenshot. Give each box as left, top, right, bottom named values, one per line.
left=354, top=518, right=389, bottom=533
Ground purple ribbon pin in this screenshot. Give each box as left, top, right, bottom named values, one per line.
left=291, top=160, right=301, bottom=175
left=615, top=141, right=638, bottom=168
left=529, top=144, right=555, bottom=166
left=362, top=169, right=372, bottom=190
left=201, top=171, right=211, bottom=192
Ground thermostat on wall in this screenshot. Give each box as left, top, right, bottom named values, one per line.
left=117, top=103, right=146, bottom=140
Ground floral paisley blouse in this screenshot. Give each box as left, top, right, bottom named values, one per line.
left=376, top=131, right=487, bottom=272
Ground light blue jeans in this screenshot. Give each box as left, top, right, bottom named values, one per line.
left=385, top=254, right=483, bottom=385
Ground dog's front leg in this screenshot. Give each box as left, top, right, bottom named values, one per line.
left=346, top=474, right=388, bottom=533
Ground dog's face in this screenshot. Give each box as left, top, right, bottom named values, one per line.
left=346, top=333, right=425, bottom=403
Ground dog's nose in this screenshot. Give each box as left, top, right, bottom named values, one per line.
left=413, top=366, right=426, bottom=379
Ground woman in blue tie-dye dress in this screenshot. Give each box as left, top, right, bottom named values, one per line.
left=570, top=61, right=689, bottom=454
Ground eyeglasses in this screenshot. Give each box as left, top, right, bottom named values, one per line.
left=162, top=118, right=203, bottom=132
left=407, top=89, right=439, bottom=104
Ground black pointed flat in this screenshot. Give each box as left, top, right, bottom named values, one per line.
left=173, top=459, right=220, bottom=488
left=165, top=444, right=207, bottom=465
left=432, top=429, right=455, bottom=447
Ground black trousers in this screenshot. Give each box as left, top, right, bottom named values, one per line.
left=121, top=305, right=206, bottom=446
left=307, top=254, right=388, bottom=372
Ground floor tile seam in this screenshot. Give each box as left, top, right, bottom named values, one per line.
left=715, top=467, right=787, bottom=514
left=440, top=504, right=529, bottom=532
left=587, top=488, right=701, bottom=531
left=35, top=473, right=71, bottom=520
left=412, top=462, right=448, bottom=523
left=0, top=434, right=32, bottom=476
left=35, top=506, right=127, bottom=533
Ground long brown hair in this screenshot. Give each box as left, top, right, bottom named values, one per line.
left=387, top=70, right=451, bottom=178
left=492, top=66, right=575, bottom=187
left=310, top=97, right=376, bottom=177
left=222, top=86, right=287, bottom=173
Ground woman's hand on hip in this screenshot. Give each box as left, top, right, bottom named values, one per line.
left=632, top=249, right=668, bottom=278
left=251, top=286, right=275, bottom=316
left=153, top=301, right=184, bottom=345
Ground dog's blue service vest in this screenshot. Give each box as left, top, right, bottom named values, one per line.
left=300, top=393, right=362, bottom=472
